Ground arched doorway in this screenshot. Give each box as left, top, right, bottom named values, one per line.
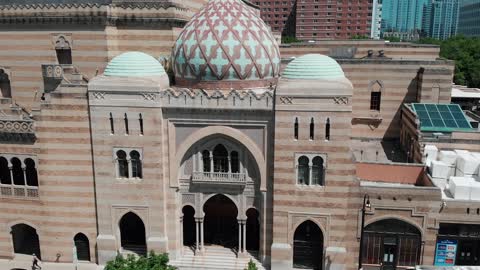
left=11, top=224, right=41, bottom=259
left=293, top=220, right=323, bottom=270
left=362, top=219, right=421, bottom=269
left=119, top=212, right=147, bottom=256
left=246, top=208, right=260, bottom=251
left=182, top=205, right=196, bottom=247
left=74, top=233, right=90, bottom=261
left=203, top=194, right=238, bottom=248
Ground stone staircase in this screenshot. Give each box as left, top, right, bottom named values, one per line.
left=170, top=246, right=266, bottom=270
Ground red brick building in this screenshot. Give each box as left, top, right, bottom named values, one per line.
left=255, top=0, right=374, bottom=40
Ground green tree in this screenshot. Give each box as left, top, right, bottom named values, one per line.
left=104, top=251, right=176, bottom=270
left=416, top=35, right=480, bottom=88
left=281, top=36, right=301, bottom=44
left=245, top=259, right=258, bottom=270
left=350, top=35, right=370, bottom=40
left=383, top=36, right=401, bottom=42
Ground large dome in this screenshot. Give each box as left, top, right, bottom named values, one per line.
left=172, top=0, right=280, bottom=89
left=104, top=52, right=166, bottom=77
left=283, top=54, right=345, bottom=80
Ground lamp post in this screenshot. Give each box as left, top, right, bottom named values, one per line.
left=358, top=194, right=371, bottom=270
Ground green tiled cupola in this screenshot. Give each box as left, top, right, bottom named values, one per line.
left=282, top=54, right=345, bottom=80
left=104, top=51, right=165, bottom=77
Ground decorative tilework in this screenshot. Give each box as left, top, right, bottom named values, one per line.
left=172, top=0, right=280, bottom=89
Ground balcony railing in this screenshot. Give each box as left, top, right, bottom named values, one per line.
left=0, top=184, right=39, bottom=199
left=192, top=171, right=246, bottom=185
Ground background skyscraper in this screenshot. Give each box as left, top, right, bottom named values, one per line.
left=424, top=0, right=459, bottom=40
left=457, top=0, right=480, bottom=37
left=381, top=0, right=429, bottom=33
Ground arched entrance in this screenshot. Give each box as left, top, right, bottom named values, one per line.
left=74, top=233, right=90, bottom=261
left=11, top=224, right=41, bottom=259
left=246, top=208, right=260, bottom=251
left=119, top=212, right=146, bottom=256
left=362, top=219, right=421, bottom=269
left=203, top=194, right=238, bottom=248
left=182, top=205, right=196, bottom=247
left=293, top=220, right=323, bottom=270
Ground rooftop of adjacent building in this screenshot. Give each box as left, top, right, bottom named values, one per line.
left=425, top=146, right=480, bottom=202
left=452, top=84, right=480, bottom=99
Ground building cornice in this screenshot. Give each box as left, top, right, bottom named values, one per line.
left=0, top=2, right=190, bottom=26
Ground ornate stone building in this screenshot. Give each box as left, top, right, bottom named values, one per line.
left=3, top=0, right=480, bottom=270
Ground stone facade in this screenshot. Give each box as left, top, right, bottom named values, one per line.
left=1, top=1, right=480, bottom=270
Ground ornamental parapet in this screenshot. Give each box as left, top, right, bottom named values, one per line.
left=0, top=116, right=36, bottom=143
left=192, top=171, right=246, bottom=186
left=160, top=88, right=274, bottom=111
left=0, top=184, right=39, bottom=199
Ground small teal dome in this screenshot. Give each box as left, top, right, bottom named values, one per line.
left=104, top=52, right=166, bottom=77
left=283, top=54, right=345, bottom=80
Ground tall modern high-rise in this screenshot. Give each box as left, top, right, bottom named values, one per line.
left=381, top=0, right=429, bottom=33
left=255, top=0, right=373, bottom=40
left=371, top=0, right=383, bottom=39
left=424, top=0, right=459, bottom=40
left=457, top=0, right=480, bottom=37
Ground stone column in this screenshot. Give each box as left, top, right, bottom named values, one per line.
left=238, top=220, right=242, bottom=255
left=242, top=220, right=247, bottom=254
left=8, top=165, right=13, bottom=183
left=308, top=161, right=313, bottom=185
left=200, top=218, right=205, bottom=253
left=195, top=219, right=200, bottom=254
left=179, top=215, right=184, bottom=252
left=210, top=151, right=214, bottom=172
left=228, top=153, right=231, bottom=173
left=21, top=166, right=27, bottom=185
left=127, top=158, right=132, bottom=178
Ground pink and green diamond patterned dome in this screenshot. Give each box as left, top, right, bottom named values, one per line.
left=172, top=0, right=281, bottom=89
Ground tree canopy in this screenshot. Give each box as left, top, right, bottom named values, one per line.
left=417, top=36, right=480, bottom=88
left=104, top=252, right=176, bottom=270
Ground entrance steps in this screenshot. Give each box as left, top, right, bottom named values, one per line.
left=171, top=246, right=265, bottom=270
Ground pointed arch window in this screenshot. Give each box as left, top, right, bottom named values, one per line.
left=202, top=150, right=211, bottom=172
left=11, top=157, right=24, bottom=186
left=25, top=158, right=38, bottom=186
left=294, top=117, right=299, bottom=140
left=370, top=81, right=382, bottom=111
left=325, top=118, right=331, bottom=141
left=310, top=118, right=314, bottom=140
left=230, top=151, right=239, bottom=173
left=0, top=157, right=11, bottom=185
left=130, top=151, right=142, bottom=179
left=213, top=144, right=229, bottom=172
left=116, top=150, right=129, bottom=178
left=312, top=156, right=324, bottom=185
left=297, top=156, right=310, bottom=185
left=55, top=35, right=72, bottom=65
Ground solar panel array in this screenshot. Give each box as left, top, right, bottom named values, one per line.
left=412, top=103, right=473, bottom=132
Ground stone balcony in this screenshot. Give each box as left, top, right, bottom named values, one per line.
left=0, top=184, right=39, bottom=199
left=192, top=171, right=246, bottom=186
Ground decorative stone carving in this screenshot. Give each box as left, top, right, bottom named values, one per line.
left=0, top=119, right=34, bottom=134
left=182, top=193, right=195, bottom=205
left=368, top=80, right=384, bottom=93
left=52, top=33, right=72, bottom=49
left=333, top=96, right=349, bottom=105
left=92, top=92, right=106, bottom=100
left=279, top=96, right=293, bottom=104
left=160, top=89, right=273, bottom=110
left=142, top=93, right=157, bottom=101
left=41, top=64, right=63, bottom=79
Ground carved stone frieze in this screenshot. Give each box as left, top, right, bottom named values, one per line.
left=333, top=96, right=349, bottom=105
left=160, top=88, right=274, bottom=110
left=0, top=119, right=34, bottom=134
